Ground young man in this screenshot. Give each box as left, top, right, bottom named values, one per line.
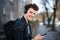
left=13, top=4, right=44, bottom=40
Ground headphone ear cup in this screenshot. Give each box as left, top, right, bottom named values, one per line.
left=24, top=9, right=27, bottom=14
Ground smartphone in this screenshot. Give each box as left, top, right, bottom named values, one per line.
left=41, top=33, right=47, bottom=36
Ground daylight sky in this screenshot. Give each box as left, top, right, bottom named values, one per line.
left=32, top=0, right=55, bottom=13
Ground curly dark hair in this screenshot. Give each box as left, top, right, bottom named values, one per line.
left=24, top=4, right=39, bottom=13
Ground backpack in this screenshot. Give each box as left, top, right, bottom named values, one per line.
left=4, top=20, right=15, bottom=40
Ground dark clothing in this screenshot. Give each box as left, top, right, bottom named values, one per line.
left=4, top=20, right=15, bottom=40
left=12, top=16, right=32, bottom=40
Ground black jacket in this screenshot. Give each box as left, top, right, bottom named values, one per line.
left=12, top=16, right=32, bottom=40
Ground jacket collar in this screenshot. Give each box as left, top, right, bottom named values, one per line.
left=21, top=16, right=29, bottom=26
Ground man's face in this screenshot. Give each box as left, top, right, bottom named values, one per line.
left=26, top=8, right=36, bottom=21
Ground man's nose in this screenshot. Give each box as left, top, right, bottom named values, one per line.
left=32, top=14, right=35, bottom=17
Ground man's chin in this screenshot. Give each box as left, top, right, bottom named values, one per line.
left=28, top=19, right=32, bottom=21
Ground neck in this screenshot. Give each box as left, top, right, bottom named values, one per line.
left=24, top=15, right=28, bottom=24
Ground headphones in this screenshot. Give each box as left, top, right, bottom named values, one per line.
left=24, top=8, right=27, bottom=14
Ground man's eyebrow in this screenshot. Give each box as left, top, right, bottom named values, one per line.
left=31, top=12, right=33, bottom=13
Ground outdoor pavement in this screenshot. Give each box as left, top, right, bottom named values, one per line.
left=36, top=23, right=60, bottom=40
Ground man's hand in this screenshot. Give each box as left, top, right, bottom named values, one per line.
left=33, top=34, right=44, bottom=40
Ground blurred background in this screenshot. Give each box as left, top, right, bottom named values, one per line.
left=0, top=0, right=60, bottom=40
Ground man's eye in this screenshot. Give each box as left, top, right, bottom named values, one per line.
left=34, top=13, right=35, bottom=14
left=30, top=12, right=33, bottom=13
left=29, top=12, right=35, bottom=15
